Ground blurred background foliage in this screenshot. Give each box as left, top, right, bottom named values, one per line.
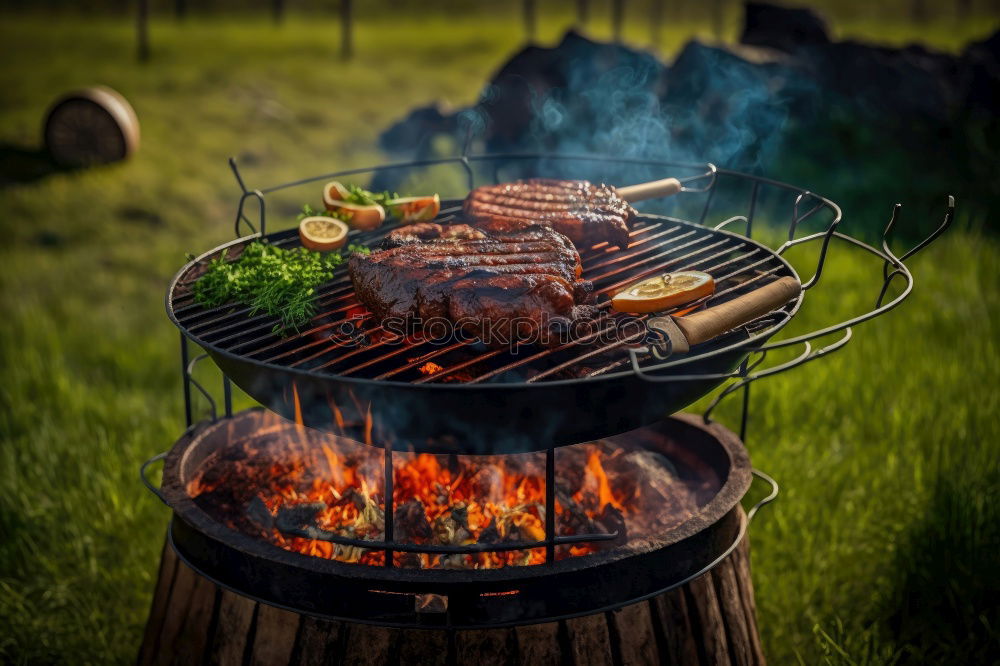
left=0, top=1, right=998, bottom=664
left=1, top=0, right=997, bottom=22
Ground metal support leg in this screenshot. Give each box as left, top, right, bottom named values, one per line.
left=545, top=447, right=556, bottom=564
left=223, top=376, right=233, bottom=418
left=740, top=382, right=751, bottom=445
left=384, top=444, right=394, bottom=567
left=180, top=332, right=192, bottom=428
left=739, top=357, right=751, bottom=444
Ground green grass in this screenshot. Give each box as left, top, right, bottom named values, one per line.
left=0, top=10, right=998, bottom=665
left=709, top=226, right=1000, bottom=664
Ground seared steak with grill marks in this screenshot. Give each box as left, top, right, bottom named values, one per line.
left=463, top=178, right=635, bottom=249
left=349, top=224, right=597, bottom=347
left=384, top=223, right=486, bottom=247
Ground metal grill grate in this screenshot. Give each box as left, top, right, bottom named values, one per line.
left=169, top=210, right=793, bottom=386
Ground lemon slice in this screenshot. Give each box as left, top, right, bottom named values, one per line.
left=299, top=216, right=349, bottom=252
left=611, top=271, right=715, bottom=313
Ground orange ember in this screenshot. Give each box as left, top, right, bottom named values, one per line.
left=411, top=360, right=477, bottom=383
left=187, top=413, right=707, bottom=570
left=418, top=362, right=445, bottom=376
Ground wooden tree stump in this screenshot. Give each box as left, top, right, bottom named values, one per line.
left=139, top=511, right=764, bottom=665
left=44, top=87, right=140, bottom=167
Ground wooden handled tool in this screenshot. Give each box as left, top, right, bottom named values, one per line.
left=647, top=277, right=801, bottom=355
left=617, top=177, right=683, bottom=202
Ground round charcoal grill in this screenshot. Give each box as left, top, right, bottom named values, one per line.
left=166, top=154, right=952, bottom=453
left=145, top=152, right=952, bottom=634
left=147, top=407, right=771, bottom=627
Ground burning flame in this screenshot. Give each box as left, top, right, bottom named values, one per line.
left=586, top=450, right=624, bottom=512
left=187, top=411, right=703, bottom=570
left=292, top=383, right=304, bottom=426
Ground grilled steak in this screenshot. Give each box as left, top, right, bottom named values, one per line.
left=349, top=224, right=597, bottom=347
left=383, top=222, right=486, bottom=247
left=463, top=178, right=635, bottom=250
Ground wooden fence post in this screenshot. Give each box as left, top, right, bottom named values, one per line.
left=712, top=0, right=725, bottom=41
left=137, top=0, right=149, bottom=62
left=612, top=0, right=625, bottom=43
left=341, top=0, right=353, bottom=61
left=650, top=0, right=663, bottom=46
left=523, top=0, right=537, bottom=42
left=576, top=0, right=589, bottom=27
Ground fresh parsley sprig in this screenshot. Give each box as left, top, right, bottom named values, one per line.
left=192, top=240, right=367, bottom=336
left=342, top=184, right=399, bottom=208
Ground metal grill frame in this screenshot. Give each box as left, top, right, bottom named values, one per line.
left=168, top=211, right=801, bottom=385
left=167, top=154, right=810, bottom=390
left=165, top=152, right=953, bottom=448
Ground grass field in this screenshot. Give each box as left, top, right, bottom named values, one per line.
left=0, top=9, right=998, bottom=664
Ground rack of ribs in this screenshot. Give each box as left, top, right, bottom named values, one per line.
left=462, top=178, right=635, bottom=250
left=349, top=223, right=598, bottom=348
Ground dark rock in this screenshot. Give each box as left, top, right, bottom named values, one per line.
left=377, top=103, right=456, bottom=155
left=376, top=18, right=1000, bottom=227
left=958, top=30, right=1000, bottom=116
left=803, top=40, right=958, bottom=126
left=741, top=1, right=830, bottom=53
left=965, top=29, right=1000, bottom=66
left=662, top=40, right=802, bottom=168
left=475, top=30, right=668, bottom=154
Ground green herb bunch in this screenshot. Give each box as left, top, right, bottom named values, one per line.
left=298, top=203, right=349, bottom=223
left=343, top=184, right=399, bottom=208
left=192, top=240, right=368, bottom=336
